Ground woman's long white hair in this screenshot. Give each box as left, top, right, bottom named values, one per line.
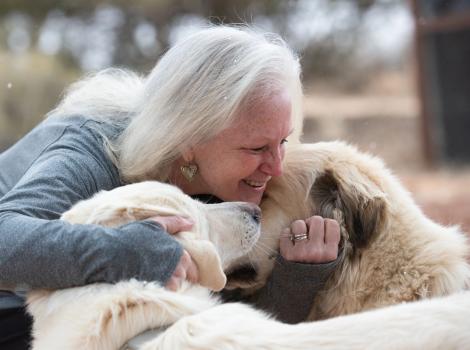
left=52, top=25, right=303, bottom=182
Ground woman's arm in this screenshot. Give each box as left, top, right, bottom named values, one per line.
left=0, top=213, right=183, bottom=290
left=244, top=216, right=341, bottom=323
left=0, top=121, right=183, bottom=290
left=246, top=256, right=339, bottom=323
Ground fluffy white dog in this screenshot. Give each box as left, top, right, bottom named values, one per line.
left=27, top=143, right=470, bottom=349
left=228, top=141, right=470, bottom=319
left=27, top=181, right=261, bottom=350
left=142, top=290, right=470, bottom=350
left=140, top=141, right=470, bottom=350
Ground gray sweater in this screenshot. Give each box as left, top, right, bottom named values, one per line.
left=0, top=115, right=338, bottom=323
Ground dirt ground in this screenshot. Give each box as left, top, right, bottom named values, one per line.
left=400, top=170, right=470, bottom=235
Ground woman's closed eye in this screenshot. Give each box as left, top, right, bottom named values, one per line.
left=248, top=139, right=288, bottom=153
left=250, top=145, right=268, bottom=153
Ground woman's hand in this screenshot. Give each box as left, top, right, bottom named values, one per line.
left=165, top=249, right=199, bottom=291
left=280, top=216, right=341, bottom=264
left=149, top=215, right=199, bottom=291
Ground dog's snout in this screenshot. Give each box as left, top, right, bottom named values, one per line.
left=251, top=206, right=261, bottom=224
left=243, top=203, right=261, bottom=224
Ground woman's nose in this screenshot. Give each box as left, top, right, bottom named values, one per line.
left=260, top=148, right=283, bottom=177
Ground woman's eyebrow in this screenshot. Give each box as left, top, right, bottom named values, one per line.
left=240, top=127, right=294, bottom=146
left=254, top=128, right=295, bottom=142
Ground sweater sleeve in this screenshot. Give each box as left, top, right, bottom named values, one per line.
left=222, top=255, right=339, bottom=324
left=250, top=255, right=339, bottom=324
left=0, top=122, right=183, bottom=291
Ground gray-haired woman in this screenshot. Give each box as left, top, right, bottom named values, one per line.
left=0, top=25, right=340, bottom=349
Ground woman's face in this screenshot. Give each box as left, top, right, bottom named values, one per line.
left=189, top=90, right=293, bottom=204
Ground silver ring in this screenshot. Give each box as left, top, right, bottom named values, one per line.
left=290, top=233, right=308, bottom=245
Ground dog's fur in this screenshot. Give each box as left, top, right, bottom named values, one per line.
left=27, top=181, right=261, bottom=350
left=141, top=290, right=470, bottom=350
left=228, top=141, right=470, bottom=319
left=27, top=143, right=470, bottom=349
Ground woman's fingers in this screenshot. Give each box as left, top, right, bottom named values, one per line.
left=280, top=216, right=341, bottom=264
left=305, top=216, right=325, bottom=246
left=165, top=250, right=199, bottom=291
left=325, top=218, right=341, bottom=249
left=291, top=219, right=307, bottom=236
left=146, top=216, right=197, bottom=290
left=179, top=249, right=199, bottom=283
left=149, top=215, right=194, bottom=234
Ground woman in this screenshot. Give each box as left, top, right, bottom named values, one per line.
left=0, top=25, right=340, bottom=349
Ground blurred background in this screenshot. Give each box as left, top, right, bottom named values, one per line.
left=0, top=0, right=469, bottom=232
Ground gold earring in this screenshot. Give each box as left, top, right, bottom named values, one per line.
left=180, top=164, right=198, bottom=182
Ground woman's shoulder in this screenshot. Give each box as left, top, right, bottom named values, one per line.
left=45, top=114, right=123, bottom=138
left=23, top=114, right=105, bottom=146
left=40, top=115, right=122, bottom=181
left=20, top=115, right=110, bottom=159
left=36, top=114, right=125, bottom=159
left=0, top=114, right=122, bottom=196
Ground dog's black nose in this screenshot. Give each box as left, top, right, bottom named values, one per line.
left=244, top=203, right=261, bottom=224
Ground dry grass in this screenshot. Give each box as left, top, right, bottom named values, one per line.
left=0, top=51, right=78, bottom=150
left=400, top=170, right=470, bottom=236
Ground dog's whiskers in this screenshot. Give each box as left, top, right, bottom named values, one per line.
left=256, top=243, right=285, bottom=267
left=247, top=242, right=287, bottom=269
left=250, top=244, right=272, bottom=259
left=254, top=241, right=278, bottom=256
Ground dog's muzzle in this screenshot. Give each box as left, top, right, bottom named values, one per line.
left=240, top=203, right=262, bottom=250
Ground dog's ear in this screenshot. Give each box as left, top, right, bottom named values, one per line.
left=63, top=201, right=227, bottom=290
left=111, top=209, right=228, bottom=291
left=62, top=204, right=180, bottom=227
left=178, top=237, right=227, bottom=292
left=311, top=168, right=387, bottom=252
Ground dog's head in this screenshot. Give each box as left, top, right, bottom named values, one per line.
left=226, top=141, right=389, bottom=290
left=61, top=181, right=261, bottom=292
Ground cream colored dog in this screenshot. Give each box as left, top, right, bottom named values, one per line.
left=139, top=141, right=470, bottom=349
left=142, top=290, right=470, bottom=350
left=228, top=141, right=470, bottom=319
left=27, top=181, right=261, bottom=350
left=27, top=143, right=470, bottom=350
